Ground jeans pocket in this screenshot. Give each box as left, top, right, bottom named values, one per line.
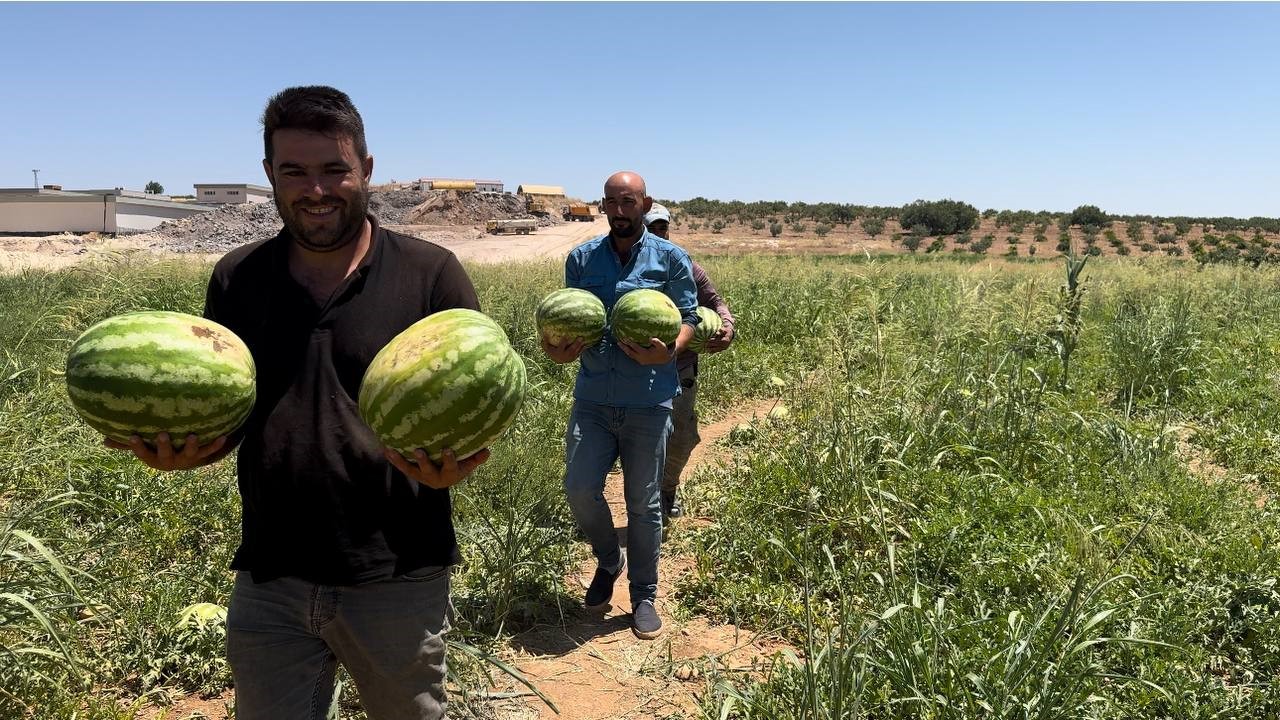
left=398, top=565, right=449, bottom=583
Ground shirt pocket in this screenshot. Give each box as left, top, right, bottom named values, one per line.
left=580, top=274, right=608, bottom=291
left=616, top=273, right=665, bottom=296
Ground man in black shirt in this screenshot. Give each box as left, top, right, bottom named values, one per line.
left=105, top=86, right=484, bottom=719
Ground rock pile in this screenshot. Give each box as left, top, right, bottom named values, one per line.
left=144, top=189, right=548, bottom=253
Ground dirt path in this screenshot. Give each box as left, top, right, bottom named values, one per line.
left=0, top=218, right=604, bottom=275
left=1171, top=424, right=1268, bottom=509
left=397, top=217, right=604, bottom=265
left=490, top=397, right=788, bottom=720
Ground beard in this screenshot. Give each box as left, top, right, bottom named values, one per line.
left=278, top=188, right=369, bottom=252
left=609, top=216, right=640, bottom=240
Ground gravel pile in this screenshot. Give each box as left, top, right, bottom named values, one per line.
left=404, top=190, right=537, bottom=224
left=144, top=201, right=284, bottom=254
left=144, top=190, right=548, bottom=253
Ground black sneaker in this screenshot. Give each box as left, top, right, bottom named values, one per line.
left=585, top=557, right=625, bottom=609
left=662, top=491, right=683, bottom=519
left=632, top=599, right=663, bottom=639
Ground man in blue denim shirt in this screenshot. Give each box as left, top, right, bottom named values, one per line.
left=541, top=171, right=698, bottom=639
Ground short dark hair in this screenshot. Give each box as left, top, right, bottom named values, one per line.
left=261, top=86, right=368, bottom=164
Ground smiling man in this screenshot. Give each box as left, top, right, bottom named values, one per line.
left=105, top=86, right=484, bottom=720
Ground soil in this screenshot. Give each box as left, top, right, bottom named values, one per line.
left=668, top=216, right=1280, bottom=262
left=486, top=397, right=790, bottom=720
left=11, top=199, right=1278, bottom=275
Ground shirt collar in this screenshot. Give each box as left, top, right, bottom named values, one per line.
left=609, top=227, right=651, bottom=259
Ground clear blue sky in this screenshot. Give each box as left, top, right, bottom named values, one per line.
left=3, top=2, right=1277, bottom=217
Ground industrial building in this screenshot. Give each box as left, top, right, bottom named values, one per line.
left=192, top=183, right=273, bottom=204
left=0, top=187, right=214, bottom=234
left=416, top=178, right=506, bottom=193
left=516, top=184, right=568, bottom=215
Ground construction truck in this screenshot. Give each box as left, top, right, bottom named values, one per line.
left=562, top=203, right=594, bottom=222
left=525, top=196, right=556, bottom=216
left=486, top=218, right=538, bottom=235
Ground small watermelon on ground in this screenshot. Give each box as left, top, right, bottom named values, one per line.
left=64, top=311, right=256, bottom=447
left=687, top=306, right=724, bottom=354
left=359, top=308, right=527, bottom=463
left=729, top=422, right=756, bottom=444
left=611, top=289, right=681, bottom=347
left=536, top=288, right=606, bottom=346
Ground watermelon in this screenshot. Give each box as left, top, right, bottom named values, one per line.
left=536, top=288, right=606, bottom=346
left=687, top=306, right=724, bottom=354
left=359, top=308, right=527, bottom=463
left=65, top=311, right=256, bottom=447
left=611, top=289, right=681, bottom=348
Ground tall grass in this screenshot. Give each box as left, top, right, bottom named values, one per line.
left=3, top=254, right=1280, bottom=716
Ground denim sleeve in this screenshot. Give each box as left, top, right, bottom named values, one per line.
left=565, top=250, right=582, bottom=289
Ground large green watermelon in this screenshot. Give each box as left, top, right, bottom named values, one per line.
left=687, top=306, right=724, bottom=354
left=611, top=289, right=681, bottom=348
left=65, top=311, right=256, bottom=447
left=359, top=308, right=527, bottom=463
left=536, top=288, right=606, bottom=346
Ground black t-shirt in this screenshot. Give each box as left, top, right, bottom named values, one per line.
left=204, top=216, right=480, bottom=585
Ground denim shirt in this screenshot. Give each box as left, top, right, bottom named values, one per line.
left=566, top=229, right=699, bottom=408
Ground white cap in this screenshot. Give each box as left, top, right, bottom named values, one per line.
left=644, top=204, right=671, bottom=226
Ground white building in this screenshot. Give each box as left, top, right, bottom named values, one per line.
left=475, top=180, right=504, bottom=193
left=193, top=183, right=273, bottom=204
left=0, top=187, right=214, bottom=233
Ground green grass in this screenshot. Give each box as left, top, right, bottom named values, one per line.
left=2, top=253, right=1279, bottom=717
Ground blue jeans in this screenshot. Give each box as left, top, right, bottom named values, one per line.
left=563, top=401, right=671, bottom=606
left=226, top=567, right=450, bottom=720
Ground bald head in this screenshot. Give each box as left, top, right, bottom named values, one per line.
left=602, top=170, right=653, bottom=244
left=604, top=171, right=647, bottom=197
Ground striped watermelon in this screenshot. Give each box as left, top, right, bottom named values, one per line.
left=359, top=308, right=527, bottom=463
left=65, top=311, right=256, bottom=447
left=611, top=289, right=681, bottom=348
left=687, top=306, right=724, bottom=354
left=536, top=288, right=606, bottom=346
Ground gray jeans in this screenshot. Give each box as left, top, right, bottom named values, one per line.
left=662, top=365, right=701, bottom=494
left=226, top=567, right=450, bottom=720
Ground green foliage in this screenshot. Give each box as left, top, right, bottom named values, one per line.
left=1126, top=220, right=1146, bottom=243
left=10, top=256, right=1280, bottom=717
left=681, top=258, right=1280, bottom=718
left=711, top=219, right=726, bottom=234
left=770, top=222, right=783, bottom=238
left=899, top=199, right=979, bottom=236
left=1069, top=204, right=1109, bottom=229
left=860, top=217, right=885, bottom=238
left=814, top=223, right=832, bottom=238
left=144, top=181, right=164, bottom=195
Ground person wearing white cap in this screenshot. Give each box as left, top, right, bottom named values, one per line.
left=642, top=204, right=736, bottom=521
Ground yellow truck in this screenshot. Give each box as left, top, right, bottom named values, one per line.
left=486, top=218, right=538, bottom=235
left=562, top=203, right=594, bottom=222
